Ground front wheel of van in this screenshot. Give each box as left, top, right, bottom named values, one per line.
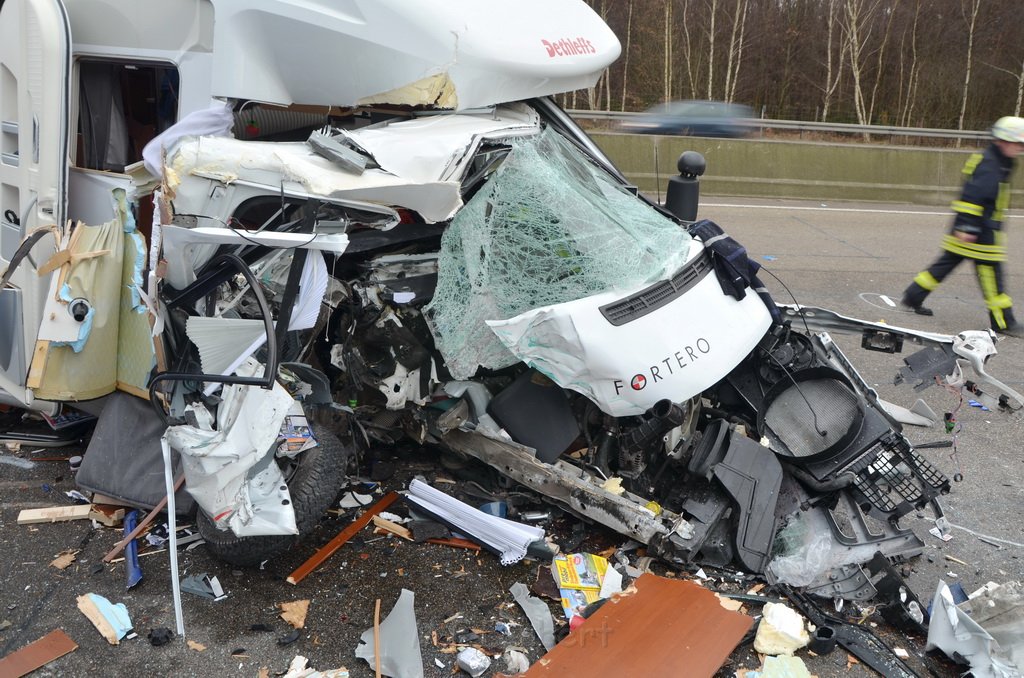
left=197, top=416, right=349, bottom=568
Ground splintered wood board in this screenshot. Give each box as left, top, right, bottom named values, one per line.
left=17, top=505, right=93, bottom=525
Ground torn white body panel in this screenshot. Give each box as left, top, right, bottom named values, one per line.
left=487, top=243, right=774, bottom=417
left=927, top=581, right=1022, bottom=678
left=161, top=224, right=347, bottom=290
left=210, top=0, right=620, bottom=110
left=164, top=360, right=298, bottom=537
left=340, top=105, right=540, bottom=183
left=355, top=589, right=424, bottom=678
left=168, top=136, right=462, bottom=222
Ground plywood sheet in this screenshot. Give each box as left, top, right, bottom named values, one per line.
left=525, top=573, right=753, bottom=678
left=0, top=629, right=77, bottom=677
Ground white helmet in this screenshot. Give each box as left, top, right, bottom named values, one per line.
left=992, top=116, right=1024, bottom=143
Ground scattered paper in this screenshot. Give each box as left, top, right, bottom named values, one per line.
left=279, top=600, right=310, bottom=629
left=50, top=550, right=79, bottom=570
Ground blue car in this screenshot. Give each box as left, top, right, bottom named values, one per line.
left=620, top=100, right=754, bottom=138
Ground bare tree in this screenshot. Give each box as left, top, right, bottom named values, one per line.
left=896, top=1, right=923, bottom=126
left=705, top=0, right=719, bottom=98
left=841, top=0, right=884, bottom=129
left=664, top=2, right=673, bottom=101
left=866, top=1, right=895, bottom=123
left=957, top=0, right=981, bottom=134
left=620, top=1, right=633, bottom=110
left=680, top=0, right=699, bottom=98
left=723, top=0, right=749, bottom=103
left=820, top=0, right=842, bottom=120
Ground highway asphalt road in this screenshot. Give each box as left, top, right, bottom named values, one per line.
left=1, top=196, right=1022, bottom=677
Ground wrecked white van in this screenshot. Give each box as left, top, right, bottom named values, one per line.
left=2, top=0, right=1021, bottom=608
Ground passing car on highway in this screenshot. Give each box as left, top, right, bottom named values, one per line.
left=620, top=100, right=754, bottom=138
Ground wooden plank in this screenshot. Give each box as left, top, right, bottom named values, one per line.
left=371, top=515, right=413, bottom=541
left=424, top=537, right=482, bottom=552
left=115, top=381, right=150, bottom=400
left=25, top=340, right=50, bottom=390
left=17, top=505, right=93, bottom=525
left=287, top=491, right=399, bottom=585
left=101, top=474, right=186, bottom=563
left=88, top=504, right=126, bottom=527
left=0, top=629, right=77, bottom=677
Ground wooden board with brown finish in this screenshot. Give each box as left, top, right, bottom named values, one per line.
left=0, top=629, right=77, bottom=677
left=524, top=573, right=753, bottom=678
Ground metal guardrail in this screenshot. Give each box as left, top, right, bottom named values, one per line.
left=567, top=109, right=990, bottom=142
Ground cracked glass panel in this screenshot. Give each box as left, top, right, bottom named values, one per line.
left=427, top=128, right=692, bottom=378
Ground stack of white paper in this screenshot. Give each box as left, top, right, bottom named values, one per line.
left=406, top=479, right=544, bottom=565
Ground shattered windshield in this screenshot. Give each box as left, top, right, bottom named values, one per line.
left=427, top=127, right=692, bottom=379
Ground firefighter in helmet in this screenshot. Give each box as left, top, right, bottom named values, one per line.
left=901, top=116, right=1024, bottom=336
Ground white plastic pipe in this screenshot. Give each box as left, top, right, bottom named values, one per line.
left=160, top=436, right=186, bottom=636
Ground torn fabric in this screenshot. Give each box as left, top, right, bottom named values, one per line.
left=142, top=100, right=234, bottom=179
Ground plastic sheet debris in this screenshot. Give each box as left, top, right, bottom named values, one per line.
left=405, top=479, right=543, bottom=565
left=355, top=589, right=424, bottom=678
left=181, top=574, right=227, bottom=601
left=278, top=629, right=301, bottom=646
left=767, top=515, right=832, bottom=587
left=509, top=581, right=556, bottom=651
left=455, top=647, right=490, bottom=677
left=281, top=655, right=350, bottom=678
left=503, top=649, right=530, bottom=675
left=338, top=491, right=375, bottom=509
left=753, top=603, right=810, bottom=656
left=738, top=655, right=812, bottom=678
left=76, top=593, right=133, bottom=645
left=959, top=581, right=1024, bottom=672
left=926, top=580, right=1020, bottom=678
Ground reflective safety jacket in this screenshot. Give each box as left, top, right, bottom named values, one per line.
left=943, top=142, right=1016, bottom=261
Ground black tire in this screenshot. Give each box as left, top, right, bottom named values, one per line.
left=197, top=416, right=349, bottom=567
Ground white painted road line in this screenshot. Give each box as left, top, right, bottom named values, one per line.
left=702, top=202, right=1024, bottom=219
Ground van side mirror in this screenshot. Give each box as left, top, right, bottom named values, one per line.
left=664, top=151, right=706, bottom=223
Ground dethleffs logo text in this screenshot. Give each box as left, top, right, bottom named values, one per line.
left=613, top=338, right=711, bottom=395
left=541, top=37, right=596, bottom=58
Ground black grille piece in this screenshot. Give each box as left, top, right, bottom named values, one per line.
left=599, top=251, right=713, bottom=326
left=849, top=435, right=950, bottom=517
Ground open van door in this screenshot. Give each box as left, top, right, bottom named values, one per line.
left=0, top=0, right=70, bottom=407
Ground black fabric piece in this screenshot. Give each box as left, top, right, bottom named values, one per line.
left=75, top=391, right=195, bottom=515
left=689, top=219, right=781, bottom=324
left=147, top=628, right=174, bottom=646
